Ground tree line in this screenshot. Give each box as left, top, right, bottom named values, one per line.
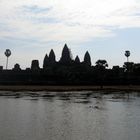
left=0, top=44, right=140, bottom=85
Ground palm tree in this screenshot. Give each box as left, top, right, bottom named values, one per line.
left=125, top=50, right=130, bottom=62
left=4, top=49, right=11, bottom=69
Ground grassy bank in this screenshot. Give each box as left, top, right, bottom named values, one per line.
left=0, top=85, right=140, bottom=92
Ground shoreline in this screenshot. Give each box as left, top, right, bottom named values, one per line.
left=0, top=85, right=140, bottom=92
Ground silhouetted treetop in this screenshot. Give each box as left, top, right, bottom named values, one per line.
left=84, top=51, right=91, bottom=66
left=60, top=44, right=72, bottom=63
left=5, top=49, right=11, bottom=57
left=95, top=59, right=108, bottom=68
left=125, top=50, right=130, bottom=62
left=0, top=66, right=3, bottom=70
left=5, top=49, right=11, bottom=70
left=123, top=62, right=134, bottom=72
left=125, top=50, right=130, bottom=57
left=13, top=63, right=21, bottom=71
left=75, top=55, right=80, bottom=63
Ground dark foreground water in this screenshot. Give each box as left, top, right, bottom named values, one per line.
left=0, top=91, right=140, bottom=140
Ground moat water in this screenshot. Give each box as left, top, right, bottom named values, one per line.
left=0, top=91, right=140, bottom=140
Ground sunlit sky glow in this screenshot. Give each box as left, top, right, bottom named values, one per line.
left=0, top=0, right=140, bottom=69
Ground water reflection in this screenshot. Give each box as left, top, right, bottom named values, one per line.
left=0, top=91, right=140, bottom=140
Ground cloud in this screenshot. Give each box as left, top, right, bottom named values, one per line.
left=22, top=5, right=52, bottom=14
left=0, top=0, right=140, bottom=44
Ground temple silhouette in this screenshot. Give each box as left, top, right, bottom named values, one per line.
left=0, top=44, right=140, bottom=85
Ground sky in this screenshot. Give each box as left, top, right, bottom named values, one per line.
left=0, top=0, right=140, bottom=69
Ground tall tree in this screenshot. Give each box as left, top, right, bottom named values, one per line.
left=84, top=51, right=91, bottom=66
left=95, top=59, right=108, bottom=89
left=125, top=50, right=130, bottom=62
left=4, top=49, right=11, bottom=69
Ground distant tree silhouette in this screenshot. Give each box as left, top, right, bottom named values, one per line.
left=60, top=44, right=72, bottom=64
left=95, top=59, right=108, bottom=88
left=4, top=49, right=11, bottom=69
left=123, top=62, right=134, bottom=72
left=0, top=66, right=3, bottom=70
left=75, top=55, right=80, bottom=64
left=133, top=63, right=140, bottom=75
left=84, top=51, right=91, bottom=66
left=125, top=50, right=130, bottom=62
left=31, top=60, right=40, bottom=70
left=13, top=64, right=21, bottom=71
left=95, top=59, right=108, bottom=69
left=43, top=54, right=49, bottom=69
left=123, top=62, right=134, bottom=85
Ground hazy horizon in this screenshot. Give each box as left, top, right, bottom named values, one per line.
left=0, top=0, right=140, bottom=69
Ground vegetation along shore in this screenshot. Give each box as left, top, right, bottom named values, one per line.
left=0, top=85, right=140, bottom=92
left=1, top=44, right=140, bottom=86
